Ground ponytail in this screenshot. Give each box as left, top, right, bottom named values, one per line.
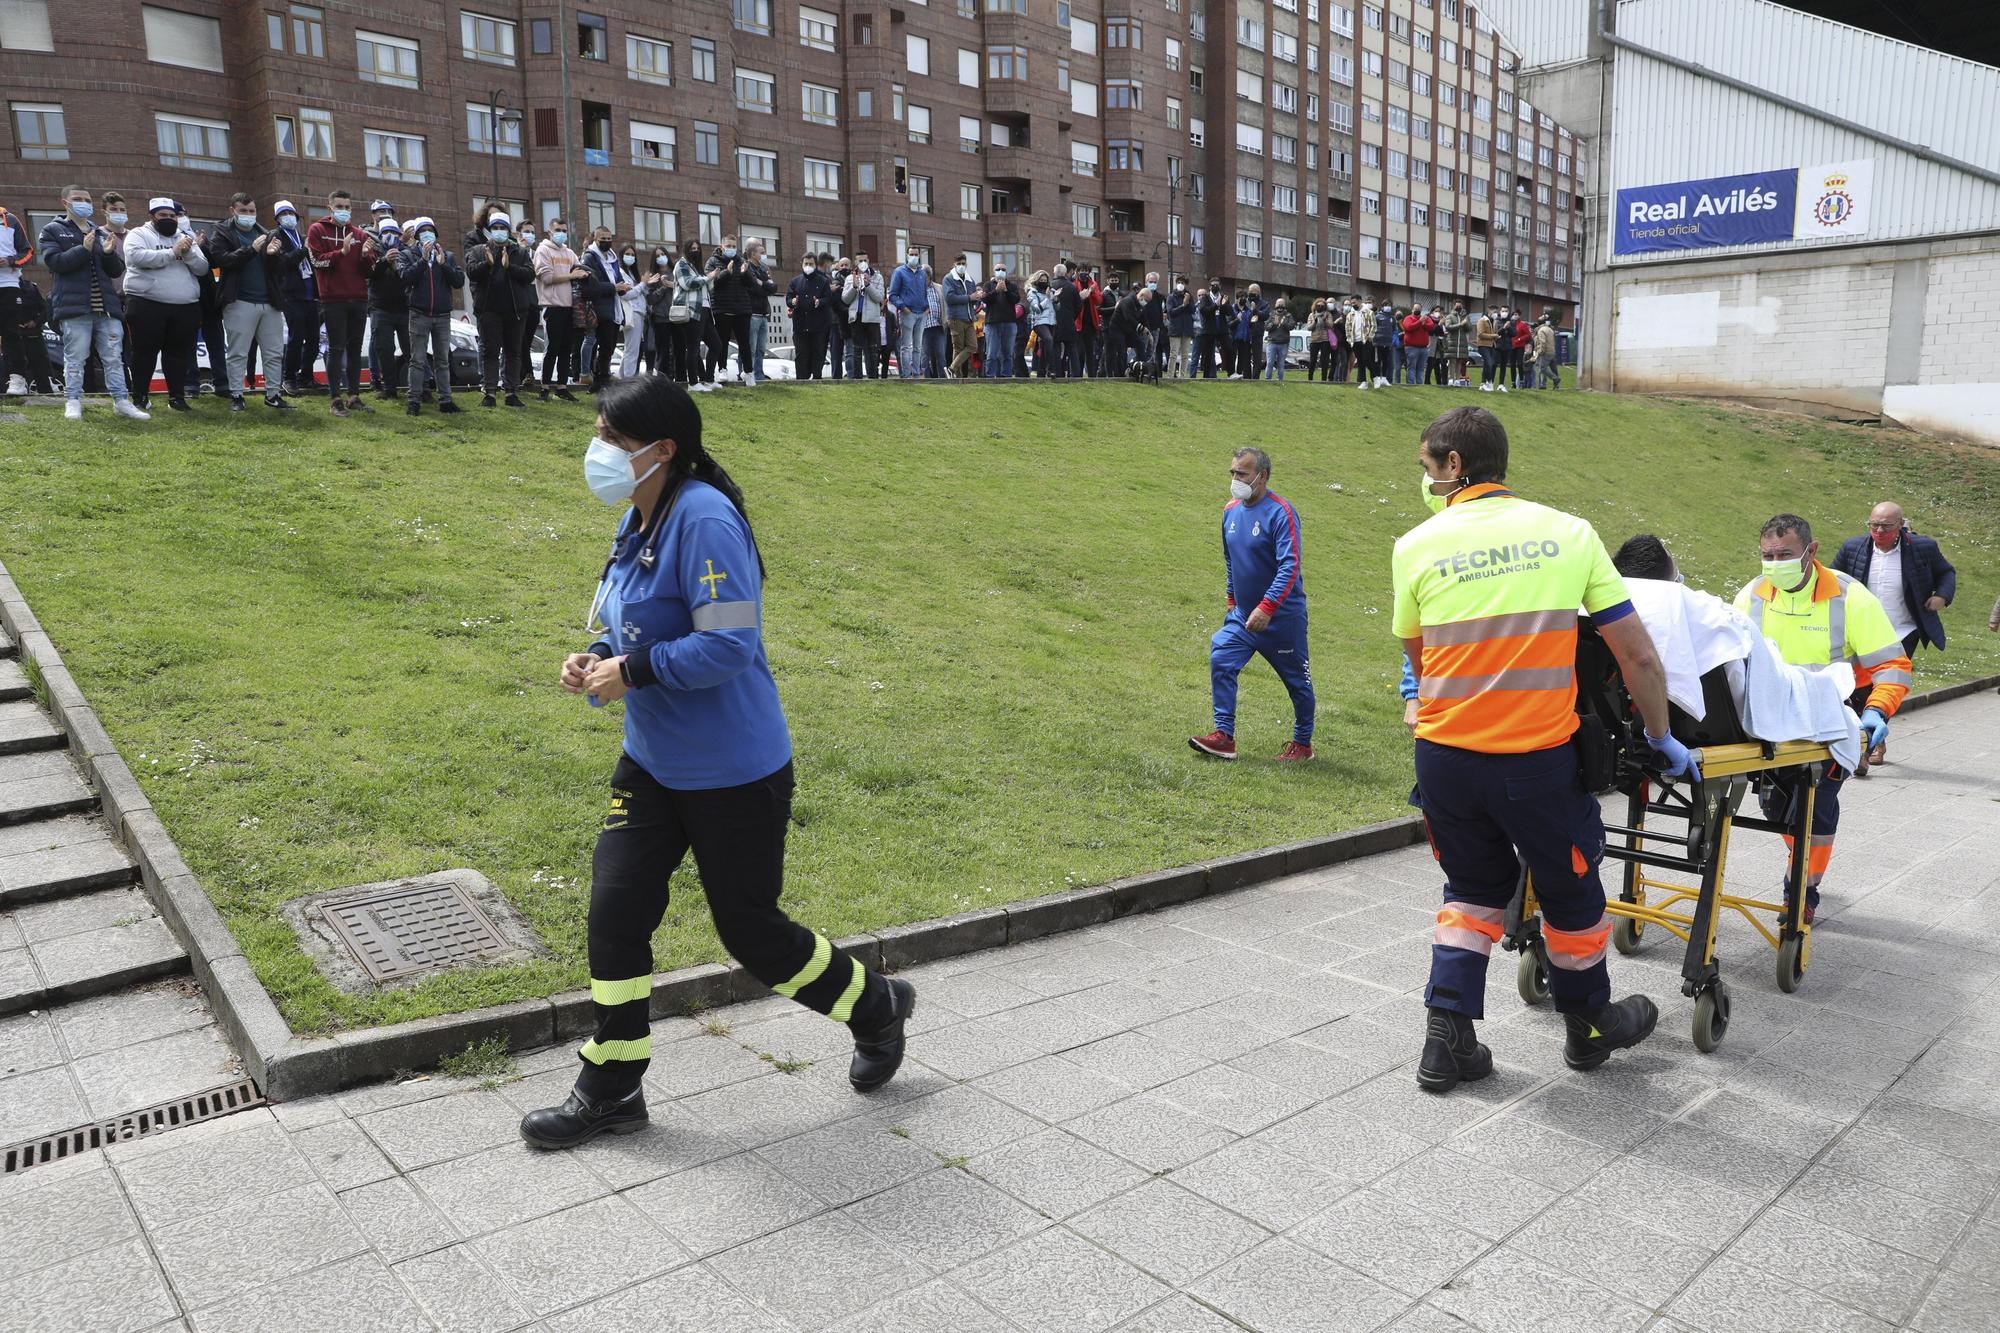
left=597, top=376, right=766, bottom=578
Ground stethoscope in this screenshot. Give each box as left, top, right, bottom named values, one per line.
left=586, top=480, right=685, bottom=634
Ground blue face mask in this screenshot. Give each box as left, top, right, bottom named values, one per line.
left=332, top=209, right=352, bottom=224
left=1148, top=281, right=1159, bottom=292
left=108, top=212, right=128, bottom=227
left=235, top=214, right=257, bottom=229
left=279, top=215, right=298, bottom=230
left=418, top=231, right=436, bottom=246
left=489, top=227, right=510, bottom=241
left=723, top=247, right=737, bottom=258
left=69, top=200, right=94, bottom=220
left=551, top=231, right=568, bottom=246
left=585, top=438, right=661, bottom=506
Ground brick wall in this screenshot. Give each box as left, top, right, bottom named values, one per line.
left=1918, top=251, right=2000, bottom=387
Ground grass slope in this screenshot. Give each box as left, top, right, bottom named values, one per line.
left=4, top=385, right=1996, bottom=1031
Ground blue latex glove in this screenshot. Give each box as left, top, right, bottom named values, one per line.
left=1645, top=728, right=1701, bottom=783
left=1859, top=708, right=1888, bottom=750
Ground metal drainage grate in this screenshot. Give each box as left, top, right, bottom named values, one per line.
left=3, top=1078, right=265, bottom=1176
left=323, top=880, right=509, bottom=983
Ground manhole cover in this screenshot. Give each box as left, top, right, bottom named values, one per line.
left=324, top=880, right=508, bottom=982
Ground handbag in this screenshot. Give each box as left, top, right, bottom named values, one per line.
left=666, top=293, right=691, bottom=324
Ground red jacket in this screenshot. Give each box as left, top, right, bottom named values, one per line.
left=1510, top=320, right=1533, bottom=351
left=305, top=217, right=375, bottom=302
left=1400, top=313, right=1436, bottom=348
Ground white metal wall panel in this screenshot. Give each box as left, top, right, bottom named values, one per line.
left=1607, top=0, right=2000, bottom=263
left=1469, top=0, right=1595, bottom=70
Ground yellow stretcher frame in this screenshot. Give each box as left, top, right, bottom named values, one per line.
left=1507, top=738, right=1832, bottom=1052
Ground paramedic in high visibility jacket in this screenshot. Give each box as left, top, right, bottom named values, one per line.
left=1393, top=407, right=1695, bottom=1094
left=1733, top=513, right=1911, bottom=925
left=520, top=377, right=914, bottom=1149
left=1190, top=447, right=1315, bottom=762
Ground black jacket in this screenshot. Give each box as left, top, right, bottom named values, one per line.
left=463, top=240, right=535, bottom=315
left=1111, top=294, right=1147, bottom=336
left=743, top=260, right=776, bottom=311
left=981, top=279, right=1019, bottom=325
left=1832, top=531, right=1959, bottom=650
left=1052, top=277, right=1081, bottom=330
left=786, top=270, right=833, bottom=332
left=578, top=244, right=620, bottom=321
left=204, top=220, right=290, bottom=308
left=1197, top=292, right=1228, bottom=339
left=398, top=244, right=466, bottom=316
left=1165, top=289, right=1196, bottom=336
left=367, top=243, right=410, bottom=313
left=706, top=252, right=756, bottom=315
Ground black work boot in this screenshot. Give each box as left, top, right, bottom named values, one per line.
left=1415, top=1006, right=1492, bottom=1093
left=1563, top=995, right=1660, bottom=1071
left=519, top=1085, right=648, bottom=1149
left=849, top=978, right=917, bottom=1093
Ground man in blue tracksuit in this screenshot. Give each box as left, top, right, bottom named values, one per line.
left=1191, top=447, right=1315, bottom=762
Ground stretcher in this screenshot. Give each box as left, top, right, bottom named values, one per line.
left=1504, top=622, right=1829, bottom=1051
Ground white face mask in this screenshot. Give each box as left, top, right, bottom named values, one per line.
left=584, top=438, right=661, bottom=506
left=1229, top=479, right=1255, bottom=502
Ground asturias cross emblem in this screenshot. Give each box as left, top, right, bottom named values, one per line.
left=699, top=559, right=729, bottom=600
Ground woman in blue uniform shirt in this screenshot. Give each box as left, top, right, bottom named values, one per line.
left=521, top=376, right=916, bottom=1148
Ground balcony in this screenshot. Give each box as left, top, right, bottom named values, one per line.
left=982, top=79, right=1041, bottom=119
left=1102, top=230, right=1157, bottom=264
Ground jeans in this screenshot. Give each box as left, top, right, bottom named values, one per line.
left=61, top=314, right=129, bottom=403
left=827, top=320, right=845, bottom=379
left=589, top=324, right=619, bottom=384
left=713, top=311, right=751, bottom=381
left=750, top=314, right=768, bottom=383
left=1263, top=342, right=1286, bottom=380
left=843, top=324, right=881, bottom=378
left=369, top=308, right=407, bottom=393
left=541, top=306, right=578, bottom=386
left=320, top=299, right=365, bottom=396
left=925, top=326, right=947, bottom=379
left=407, top=312, right=454, bottom=403
left=124, top=295, right=200, bottom=403
left=896, top=313, right=925, bottom=377
left=223, top=300, right=286, bottom=401
left=983, top=321, right=1017, bottom=378
left=476, top=309, right=529, bottom=394
left=1404, top=346, right=1429, bottom=385
left=1538, top=355, right=1559, bottom=389
left=282, top=298, right=320, bottom=390
left=1479, top=345, right=1497, bottom=385
left=1193, top=332, right=1217, bottom=378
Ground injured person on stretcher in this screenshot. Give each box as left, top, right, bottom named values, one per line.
left=1610, top=535, right=1861, bottom=773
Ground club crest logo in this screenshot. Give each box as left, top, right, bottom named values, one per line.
left=1809, top=172, right=1854, bottom=228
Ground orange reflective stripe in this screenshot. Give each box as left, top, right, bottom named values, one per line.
left=1434, top=903, right=1505, bottom=955
left=1570, top=845, right=1589, bottom=876
left=1415, top=690, right=1579, bottom=752
left=1544, top=915, right=1612, bottom=970
left=1421, top=628, right=1579, bottom=680
left=1415, top=624, right=1583, bottom=754
left=1437, top=907, right=1505, bottom=941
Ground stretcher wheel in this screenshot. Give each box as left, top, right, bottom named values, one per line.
left=1776, top=934, right=1807, bottom=994
left=1516, top=948, right=1550, bottom=1006
left=1612, top=917, right=1643, bottom=956
left=1692, top=983, right=1731, bottom=1052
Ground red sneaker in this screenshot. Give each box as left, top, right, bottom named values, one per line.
left=1277, top=741, right=1314, bottom=763
left=1189, top=730, right=1237, bottom=759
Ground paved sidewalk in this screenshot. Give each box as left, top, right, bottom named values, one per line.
left=3, top=692, right=1998, bottom=1333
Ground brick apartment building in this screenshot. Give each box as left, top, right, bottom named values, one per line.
left=1, top=0, right=1583, bottom=327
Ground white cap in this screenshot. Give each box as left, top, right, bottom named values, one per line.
left=487, top=214, right=513, bottom=228
left=410, top=216, right=436, bottom=231
left=147, top=196, right=176, bottom=213
left=274, top=200, right=297, bottom=216
left=378, top=218, right=400, bottom=234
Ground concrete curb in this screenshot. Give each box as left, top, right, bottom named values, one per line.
left=5, top=554, right=1995, bottom=1099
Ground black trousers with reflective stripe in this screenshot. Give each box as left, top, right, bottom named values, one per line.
left=580, top=755, right=888, bottom=1097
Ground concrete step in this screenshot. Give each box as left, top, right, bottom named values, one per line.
left=0, top=882, right=189, bottom=1018
left=0, top=699, right=64, bottom=757
left=0, top=813, right=138, bottom=908
left=0, top=659, right=30, bottom=704
left=0, top=750, right=98, bottom=827
left=0, top=627, right=13, bottom=658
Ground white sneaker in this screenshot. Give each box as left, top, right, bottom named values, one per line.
left=114, top=399, right=152, bottom=420
left=5, top=375, right=26, bottom=396
left=1374, top=377, right=1390, bottom=388
left=1357, top=380, right=1371, bottom=390
left=1497, top=383, right=1509, bottom=394
left=1479, top=383, right=1493, bottom=392
left=64, top=399, right=82, bottom=420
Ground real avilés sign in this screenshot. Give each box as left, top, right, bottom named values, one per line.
left=1613, top=160, right=1872, bottom=256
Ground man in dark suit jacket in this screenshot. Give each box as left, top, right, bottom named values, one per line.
left=1832, top=501, right=1956, bottom=766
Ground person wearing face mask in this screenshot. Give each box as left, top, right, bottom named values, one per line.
left=576, top=226, right=625, bottom=391
left=120, top=196, right=207, bottom=412
left=0, top=201, right=36, bottom=397
left=740, top=239, right=776, bottom=385
left=614, top=243, right=652, bottom=378
left=1395, top=406, right=1689, bottom=1093
left=977, top=265, right=1019, bottom=378
left=304, top=190, right=377, bottom=416
left=41, top=184, right=148, bottom=421
left=207, top=192, right=295, bottom=413
left=521, top=376, right=918, bottom=1148
left=363, top=219, right=410, bottom=400
left=704, top=234, right=757, bottom=386
left=397, top=217, right=465, bottom=416
left=267, top=201, right=320, bottom=398
left=670, top=240, right=713, bottom=390
left=1191, top=448, right=1313, bottom=763
left=533, top=219, right=589, bottom=401
left=886, top=252, right=927, bottom=379
left=1076, top=268, right=1104, bottom=380
left=839, top=254, right=885, bottom=379
left=1164, top=277, right=1195, bottom=380
left=1195, top=279, right=1225, bottom=380
left=943, top=255, right=976, bottom=378
left=463, top=212, right=537, bottom=407
left=785, top=253, right=832, bottom=382
left=1734, top=514, right=1911, bottom=920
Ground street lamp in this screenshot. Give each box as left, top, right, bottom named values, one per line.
left=487, top=90, right=524, bottom=209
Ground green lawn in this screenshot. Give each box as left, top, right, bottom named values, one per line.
left=4, top=384, right=1996, bottom=1032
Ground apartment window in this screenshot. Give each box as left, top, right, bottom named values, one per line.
left=1272, top=185, right=1297, bottom=214
left=1363, top=50, right=1382, bottom=77
left=1388, top=105, right=1408, bottom=133
left=578, top=11, right=607, bottom=60
left=798, top=5, right=836, bottom=51
left=1308, top=43, right=1319, bottom=71
left=1273, top=83, right=1296, bottom=113
left=1495, top=129, right=1512, bottom=153
left=1412, top=202, right=1429, bottom=225
left=1555, top=261, right=1569, bottom=284
left=1413, top=70, right=1432, bottom=95
left=1411, top=244, right=1428, bottom=270
left=694, top=121, right=719, bottom=166
left=1190, top=225, right=1205, bottom=254
left=364, top=127, right=425, bottom=181
left=1360, top=189, right=1380, bottom=214
left=732, top=0, right=772, bottom=36
left=1437, top=125, right=1455, bottom=150
left=1105, top=79, right=1138, bottom=109
left=1386, top=195, right=1405, bottom=221
left=1072, top=202, right=1098, bottom=237
left=904, top=104, right=930, bottom=143
left=1332, top=52, right=1354, bottom=85
left=737, top=145, right=777, bottom=191
left=1558, top=152, right=1572, bottom=174
left=1070, top=140, right=1098, bottom=175
left=960, top=182, right=981, bottom=219
left=1416, top=27, right=1432, bottom=51
left=988, top=0, right=1027, bottom=9
left=1273, top=134, right=1296, bottom=163
left=1361, top=101, right=1379, bottom=123
left=1235, top=229, right=1261, bottom=258
left=460, top=10, right=515, bottom=65
left=1331, top=3, right=1354, bottom=34
left=1442, top=37, right=1458, bottom=61
left=1272, top=31, right=1297, bottom=62
left=155, top=112, right=230, bottom=170
left=1104, top=137, right=1141, bottom=171
left=272, top=113, right=296, bottom=156
left=1306, top=193, right=1318, bottom=216
left=1329, top=246, right=1350, bottom=275
left=1166, top=37, right=1181, bottom=70
left=691, top=36, right=716, bottom=81
left=1167, top=96, right=1182, bottom=130
left=1364, top=3, right=1382, bottom=27
left=10, top=102, right=66, bottom=160
left=1412, top=158, right=1430, bottom=183
left=1, top=0, right=54, bottom=51
left=904, top=32, right=930, bottom=76
left=857, top=163, right=876, bottom=191
left=1412, top=115, right=1431, bottom=141
left=1271, top=235, right=1296, bottom=264
left=1072, top=16, right=1096, bottom=52
left=1387, top=149, right=1407, bottom=177
left=856, top=88, right=873, bottom=117
left=1306, top=93, right=1318, bottom=122
left=800, top=155, right=841, bottom=200
left=621, top=35, right=673, bottom=84
left=958, top=47, right=979, bottom=86
left=1472, top=176, right=1489, bottom=200
left=958, top=115, right=980, bottom=151
left=1058, top=56, right=1070, bottom=93
left=1360, top=143, right=1380, bottom=167
left=1189, top=116, right=1204, bottom=148
left=734, top=68, right=775, bottom=113
left=1234, top=122, right=1262, bottom=155
left=1385, top=238, right=1404, bottom=263
left=633, top=207, right=678, bottom=247
left=1189, top=66, right=1203, bottom=92
left=1441, top=86, right=1457, bottom=107
left=356, top=30, right=419, bottom=87
left=1329, top=148, right=1352, bottom=173
left=1471, top=135, right=1489, bottom=159
left=1330, top=101, right=1353, bottom=132
left=1106, top=15, right=1138, bottom=47
left=1475, top=53, right=1491, bottom=76
left=1498, top=89, right=1515, bottom=113
left=1307, top=144, right=1317, bottom=169
left=630, top=119, right=675, bottom=169
left=1388, top=59, right=1409, bottom=86
left=466, top=103, right=522, bottom=156
left=283, top=4, right=324, bottom=57
left=908, top=174, right=932, bottom=214
left=988, top=45, right=1025, bottom=80
left=144, top=5, right=224, bottom=71
left=1237, top=16, right=1263, bottom=48
left=1236, top=70, right=1263, bottom=103
left=1359, top=235, right=1379, bottom=259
